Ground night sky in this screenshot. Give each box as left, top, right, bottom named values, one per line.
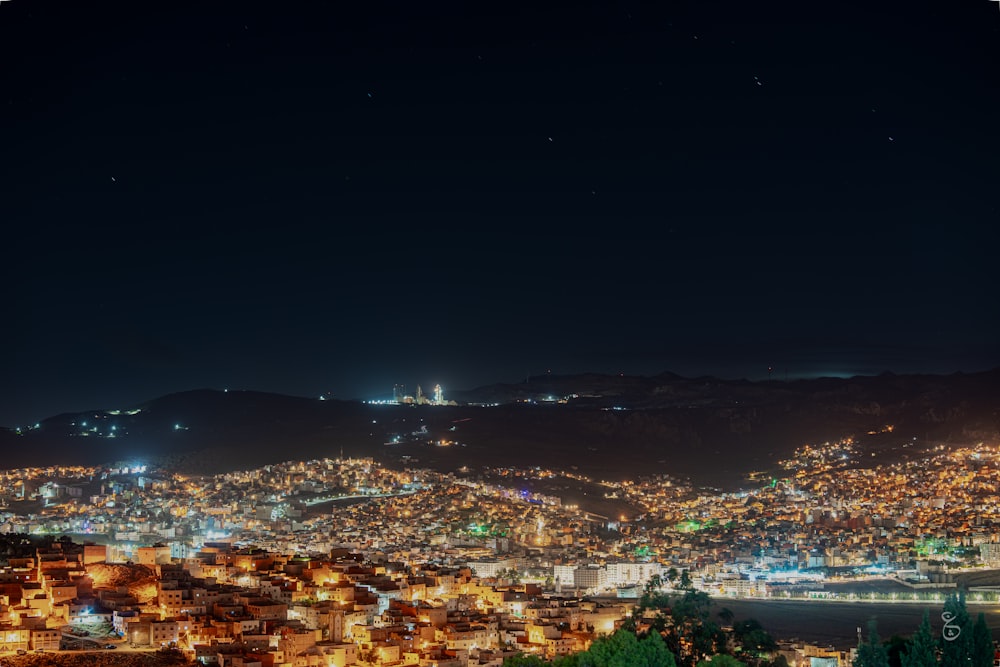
left=2, top=0, right=999, bottom=428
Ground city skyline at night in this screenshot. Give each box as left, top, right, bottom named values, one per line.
left=3, top=3, right=1000, bottom=663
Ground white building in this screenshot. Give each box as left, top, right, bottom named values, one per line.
left=604, top=561, right=663, bottom=588
left=573, top=566, right=607, bottom=591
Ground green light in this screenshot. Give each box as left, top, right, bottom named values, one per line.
left=467, top=523, right=489, bottom=535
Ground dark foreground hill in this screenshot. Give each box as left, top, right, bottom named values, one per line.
left=1, top=369, right=997, bottom=490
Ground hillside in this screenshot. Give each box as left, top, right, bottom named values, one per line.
left=1, top=369, right=997, bottom=490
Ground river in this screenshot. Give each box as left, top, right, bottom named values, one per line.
left=708, top=599, right=1000, bottom=650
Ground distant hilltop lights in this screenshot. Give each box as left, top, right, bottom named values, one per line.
left=365, top=383, right=456, bottom=406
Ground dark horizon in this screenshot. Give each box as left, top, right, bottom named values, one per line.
left=6, top=361, right=1000, bottom=431
left=3, top=0, right=998, bottom=429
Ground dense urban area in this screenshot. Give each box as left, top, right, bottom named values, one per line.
left=2, top=433, right=1000, bottom=667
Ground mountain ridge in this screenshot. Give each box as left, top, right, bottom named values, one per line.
left=2, top=368, right=997, bottom=490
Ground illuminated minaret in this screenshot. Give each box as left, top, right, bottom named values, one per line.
left=434, top=384, right=443, bottom=405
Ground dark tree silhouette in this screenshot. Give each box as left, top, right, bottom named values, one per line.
left=972, top=612, right=992, bottom=667
left=901, top=610, right=936, bottom=667
left=854, top=620, right=890, bottom=667
left=940, top=592, right=973, bottom=667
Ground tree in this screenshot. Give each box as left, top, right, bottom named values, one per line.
left=941, top=592, right=974, bottom=667
left=901, top=610, right=937, bottom=667
left=504, top=654, right=550, bottom=667
left=638, top=631, right=678, bottom=667
left=854, top=620, right=890, bottom=667
left=620, top=615, right=638, bottom=634
left=501, top=568, right=522, bottom=585
left=972, top=612, right=992, bottom=667
left=732, top=619, right=777, bottom=663
left=886, top=635, right=909, bottom=667
left=631, top=586, right=779, bottom=667
left=554, top=628, right=676, bottom=667
left=664, top=589, right=728, bottom=667
left=697, top=655, right=744, bottom=667
left=577, top=627, right=644, bottom=666
left=638, top=576, right=672, bottom=614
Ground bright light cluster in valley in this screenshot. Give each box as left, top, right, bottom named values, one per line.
left=1, top=437, right=1000, bottom=662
